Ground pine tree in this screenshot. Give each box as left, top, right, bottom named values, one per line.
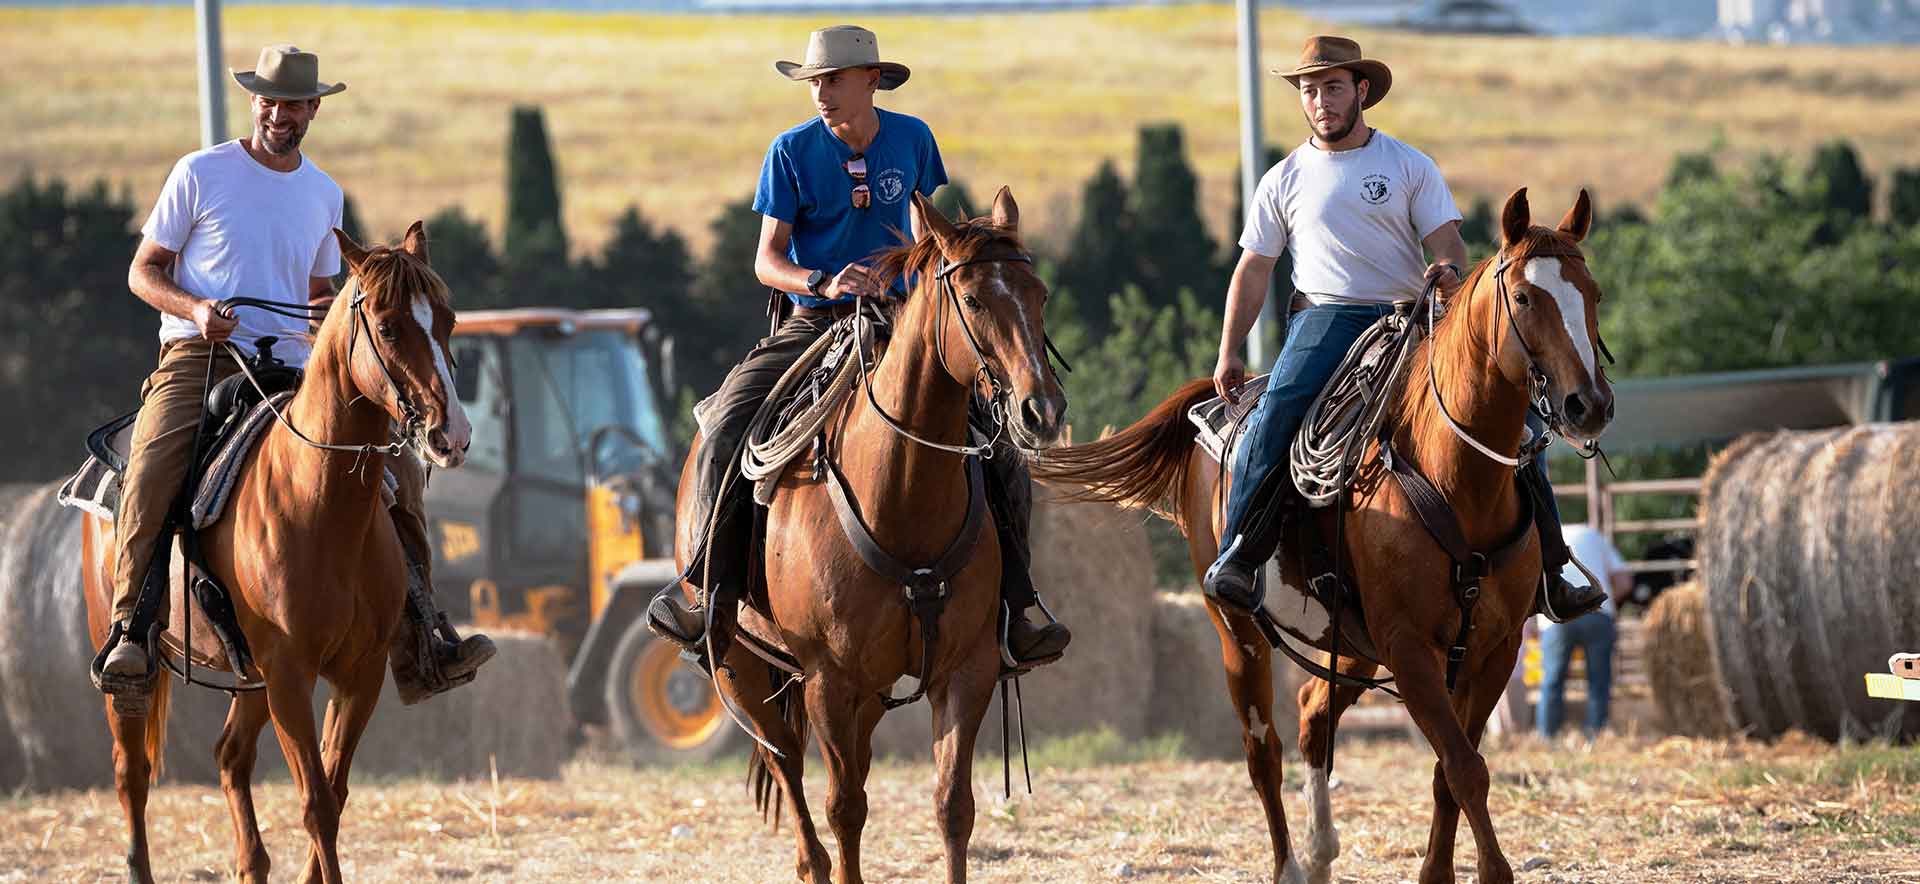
left=505, top=105, right=566, bottom=263
left=1806, top=140, right=1872, bottom=244
left=1130, top=124, right=1220, bottom=312
left=930, top=179, right=977, bottom=221
left=587, top=205, right=694, bottom=312
left=1891, top=167, right=1920, bottom=228
left=421, top=206, right=503, bottom=309
left=1056, top=159, right=1135, bottom=331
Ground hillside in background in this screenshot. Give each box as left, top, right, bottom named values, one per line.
left=4, top=4, right=1919, bottom=252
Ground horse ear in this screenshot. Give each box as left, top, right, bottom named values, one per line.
left=1500, top=187, right=1531, bottom=247
left=912, top=191, right=958, bottom=248
left=334, top=227, right=369, bottom=273
left=1557, top=189, right=1593, bottom=243
left=989, top=185, right=1019, bottom=231
left=400, top=220, right=430, bottom=263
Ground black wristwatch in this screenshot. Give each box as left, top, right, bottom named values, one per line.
left=804, top=269, right=829, bottom=297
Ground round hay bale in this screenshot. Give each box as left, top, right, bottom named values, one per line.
left=1642, top=581, right=1732, bottom=738
left=1146, top=590, right=1305, bottom=758
left=0, top=479, right=570, bottom=790
left=1699, top=424, right=1920, bottom=741
left=871, top=491, right=1157, bottom=758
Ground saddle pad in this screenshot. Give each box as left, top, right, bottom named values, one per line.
left=56, top=453, right=120, bottom=522
left=190, top=392, right=294, bottom=529
left=1187, top=374, right=1269, bottom=466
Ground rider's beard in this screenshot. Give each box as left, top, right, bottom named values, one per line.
left=260, top=124, right=306, bottom=156
left=1307, top=93, right=1361, bottom=145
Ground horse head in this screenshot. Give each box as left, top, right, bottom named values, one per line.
left=903, top=187, right=1067, bottom=450
left=1485, top=187, right=1615, bottom=441
left=331, top=222, right=472, bottom=468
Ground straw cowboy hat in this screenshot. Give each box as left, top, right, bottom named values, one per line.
left=230, top=44, right=345, bottom=100
left=774, top=26, right=911, bottom=91
left=1273, top=35, right=1391, bottom=109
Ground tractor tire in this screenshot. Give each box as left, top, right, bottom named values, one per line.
left=604, top=616, right=741, bottom=764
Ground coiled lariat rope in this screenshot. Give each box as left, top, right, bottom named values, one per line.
left=1289, top=303, right=1423, bottom=508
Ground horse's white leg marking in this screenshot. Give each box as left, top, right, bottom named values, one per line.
left=1301, top=767, right=1339, bottom=884
left=1523, top=258, right=1595, bottom=381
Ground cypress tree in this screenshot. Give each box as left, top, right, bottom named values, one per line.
left=1891, top=167, right=1920, bottom=228
left=1130, top=124, right=1219, bottom=310
left=505, top=105, right=566, bottom=262
left=1057, top=159, right=1135, bottom=330
left=421, top=206, right=502, bottom=309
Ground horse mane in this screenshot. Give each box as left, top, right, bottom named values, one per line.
left=868, top=219, right=1026, bottom=309
left=341, top=245, right=452, bottom=313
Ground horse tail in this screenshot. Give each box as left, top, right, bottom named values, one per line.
left=1031, top=377, right=1216, bottom=519
left=747, top=677, right=808, bottom=831
left=144, top=671, right=173, bottom=782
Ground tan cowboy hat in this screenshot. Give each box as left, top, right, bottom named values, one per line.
left=1273, top=35, right=1391, bottom=109
left=774, top=25, right=911, bottom=91
left=230, top=44, right=345, bottom=100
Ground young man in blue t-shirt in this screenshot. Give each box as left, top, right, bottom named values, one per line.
left=648, top=25, right=1070, bottom=666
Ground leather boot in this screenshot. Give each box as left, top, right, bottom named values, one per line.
left=390, top=564, right=497, bottom=705
left=101, top=628, right=150, bottom=679
left=979, top=434, right=1070, bottom=667
left=1204, top=467, right=1295, bottom=614
left=1519, top=459, right=1609, bottom=623
left=646, top=499, right=748, bottom=654
left=1534, top=569, right=1609, bottom=623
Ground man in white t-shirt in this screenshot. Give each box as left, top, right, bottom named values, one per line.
left=1200, top=36, right=1608, bottom=625
left=101, top=45, right=493, bottom=703
left=1535, top=524, right=1632, bottom=737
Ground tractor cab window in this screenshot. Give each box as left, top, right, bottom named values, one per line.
left=507, top=328, right=671, bottom=486
left=449, top=337, right=507, bottom=473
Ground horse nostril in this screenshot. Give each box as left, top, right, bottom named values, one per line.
left=1564, top=393, right=1588, bottom=424
left=1022, top=397, right=1045, bottom=431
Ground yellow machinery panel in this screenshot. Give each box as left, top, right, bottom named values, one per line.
left=587, top=481, right=646, bottom=621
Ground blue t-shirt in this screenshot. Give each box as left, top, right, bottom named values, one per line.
left=753, top=108, right=948, bottom=307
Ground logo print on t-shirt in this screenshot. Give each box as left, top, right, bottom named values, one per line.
left=1360, top=174, right=1391, bottom=205
left=875, top=169, right=907, bottom=205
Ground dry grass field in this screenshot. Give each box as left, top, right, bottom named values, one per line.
left=4, top=5, right=1920, bottom=256
left=6, top=731, right=1919, bottom=882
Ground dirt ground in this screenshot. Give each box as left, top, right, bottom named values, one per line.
left=5, top=731, right=1917, bottom=883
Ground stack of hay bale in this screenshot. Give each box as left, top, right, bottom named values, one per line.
left=1641, top=581, right=1732, bottom=738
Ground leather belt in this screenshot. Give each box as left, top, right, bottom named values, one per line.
left=794, top=302, right=860, bottom=320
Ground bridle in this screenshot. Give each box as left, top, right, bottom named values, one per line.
left=853, top=248, right=1058, bottom=458
left=1425, top=243, right=1613, bottom=468
left=220, top=281, right=440, bottom=461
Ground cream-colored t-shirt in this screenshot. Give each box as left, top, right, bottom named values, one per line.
left=141, top=140, right=343, bottom=368
left=1239, top=130, right=1461, bottom=306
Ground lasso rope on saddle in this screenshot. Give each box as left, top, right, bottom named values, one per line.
left=1289, top=302, right=1423, bottom=508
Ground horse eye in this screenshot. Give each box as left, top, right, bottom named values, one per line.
left=1513, top=289, right=1531, bottom=307
left=377, top=322, right=397, bottom=341
left=963, top=295, right=984, bottom=310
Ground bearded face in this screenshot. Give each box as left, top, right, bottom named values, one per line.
left=252, top=95, right=320, bottom=156
left=1297, top=69, right=1367, bottom=144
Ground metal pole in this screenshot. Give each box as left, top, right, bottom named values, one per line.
left=195, top=0, right=226, bottom=148
left=1235, top=0, right=1275, bottom=370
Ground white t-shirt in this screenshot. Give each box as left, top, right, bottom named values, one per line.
left=1239, top=130, right=1462, bottom=306
left=1536, top=523, right=1627, bottom=631
left=141, top=140, right=344, bottom=368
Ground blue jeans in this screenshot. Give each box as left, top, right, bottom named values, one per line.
left=1220, top=303, right=1397, bottom=546
left=1536, top=612, right=1616, bottom=737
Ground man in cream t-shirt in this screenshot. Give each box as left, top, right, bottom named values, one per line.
left=1200, top=35, right=1608, bottom=625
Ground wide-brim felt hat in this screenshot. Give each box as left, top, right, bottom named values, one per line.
left=231, top=44, right=345, bottom=100
left=774, top=25, right=910, bottom=91
left=1274, top=35, right=1390, bottom=109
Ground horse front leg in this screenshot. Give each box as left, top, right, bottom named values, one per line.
left=1294, top=654, right=1377, bottom=884
left=927, top=647, right=998, bottom=884
left=803, top=668, right=885, bottom=884
left=261, top=667, right=342, bottom=884
left=216, top=691, right=273, bottom=884
left=298, top=651, right=388, bottom=883
left=1386, top=634, right=1512, bottom=884
left=1205, top=604, right=1304, bottom=884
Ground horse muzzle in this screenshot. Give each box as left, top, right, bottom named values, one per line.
left=1012, top=392, right=1068, bottom=450
left=423, top=423, right=471, bottom=469
left=1559, top=385, right=1614, bottom=441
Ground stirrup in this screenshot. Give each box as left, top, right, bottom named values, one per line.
left=92, top=621, right=161, bottom=713
left=1202, top=536, right=1267, bottom=614
left=999, top=598, right=1066, bottom=674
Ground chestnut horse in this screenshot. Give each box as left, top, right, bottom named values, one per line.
left=1034, top=189, right=1613, bottom=884
left=676, top=188, right=1064, bottom=884
left=79, top=224, right=470, bottom=884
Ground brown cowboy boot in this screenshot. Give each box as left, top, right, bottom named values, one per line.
left=390, top=564, right=496, bottom=705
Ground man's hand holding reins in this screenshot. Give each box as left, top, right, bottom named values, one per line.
left=1424, top=261, right=1465, bottom=306
left=828, top=262, right=881, bottom=300
left=1214, top=351, right=1249, bottom=404
left=192, top=298, right=238, bottom=343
